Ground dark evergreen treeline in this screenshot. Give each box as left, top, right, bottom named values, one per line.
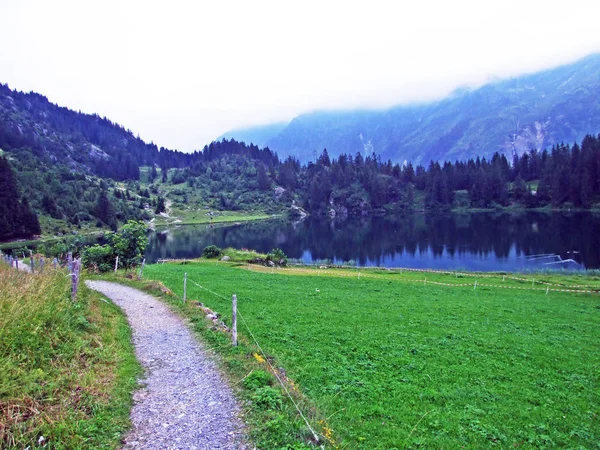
left=0, top=157, right=40, bottom=240
left=294, top=135, right=600, bottom=214
left=167, top=134, right=600, bottom=215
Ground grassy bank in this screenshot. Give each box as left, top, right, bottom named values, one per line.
left=133, top=260, right=599, bottom=449
left=0, top=265, right=140, bottom=449
left=153, top=209, right=280, bottom=227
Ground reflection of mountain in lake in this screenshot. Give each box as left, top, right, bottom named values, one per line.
left=145, top=212, right=600, bottom=271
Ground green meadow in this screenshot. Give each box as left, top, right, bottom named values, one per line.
left=142, top=261, right=600, bottom=449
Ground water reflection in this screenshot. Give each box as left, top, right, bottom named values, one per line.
left=145, top=212, right=600, bottom=271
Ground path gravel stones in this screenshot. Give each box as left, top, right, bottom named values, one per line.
left=86, top=280, right=248, bottom=450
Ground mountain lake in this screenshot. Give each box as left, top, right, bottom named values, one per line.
left=144, top=211, right=600, bottom=271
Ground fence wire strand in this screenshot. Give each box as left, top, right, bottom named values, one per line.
left=187, top=277, right=322, bottom=444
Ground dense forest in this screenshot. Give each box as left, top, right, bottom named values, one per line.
left=296, top=135, right=600, bottom=215
left=0, top=83, right=199, bottom=180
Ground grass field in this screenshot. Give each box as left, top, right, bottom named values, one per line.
left=0, top=265, right=140, bottom=449
left=140, top=261, right=600, bottom=449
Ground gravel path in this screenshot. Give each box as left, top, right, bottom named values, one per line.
left=86, top=280, right=248, bottom=450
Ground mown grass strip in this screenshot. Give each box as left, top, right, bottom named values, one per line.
left=136, top=260, right=600, bottom=449
left=0, top=265, right=140, bottom=449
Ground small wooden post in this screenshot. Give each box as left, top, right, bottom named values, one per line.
left=15, top=258, right=19, bottom=270
left=114, top=255, right=119, bottom=273
left=474, top=280, right=478, bottom=290
left=546, top=286, right=549, bottom=295
left=40, top=257, right=45, bottom=272
left=137, top=258, right=146, bottom=280
left=532, top=279, right=535, bottom=287
left=71, top=259, right=81, bottom=301
left=68, top=252, right=73, bottom=274
left=30, top=250, right=34, bottom=274
left=52, top=257, right=58, bottom=269
left=183, top=272, right=187, bottom=303
left=232, top=294, right=237, bottom=346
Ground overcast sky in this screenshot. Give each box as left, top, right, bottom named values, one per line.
left=2, top=0, right=600, bottom=152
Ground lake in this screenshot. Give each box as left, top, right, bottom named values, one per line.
left=145, top=211, right=600, bottom=271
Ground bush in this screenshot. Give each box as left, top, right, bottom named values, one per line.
left=202, top=245, right=222, bottom=259
left=266, top=248, right=287, bottom=266
left=107, top=221, right=148, bottom=270
left=82, top=244, right=114, bottom=273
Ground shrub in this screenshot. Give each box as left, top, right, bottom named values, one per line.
left=202, top=245, right=222, bottom=259
left=82, top=244, right=114, bottom=273
left=107, top=220, right=148, bottom=270
left=267, top=248, right=288, bottom=266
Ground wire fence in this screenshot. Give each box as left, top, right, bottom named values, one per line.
left=267, top=264, right=599, bottom=294
left=186, top=276, right=322, bottom=445
left=159, top=261, right=599, bottom=446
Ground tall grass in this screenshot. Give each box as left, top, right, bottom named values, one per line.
left=0, top=265, right=140, bottom=449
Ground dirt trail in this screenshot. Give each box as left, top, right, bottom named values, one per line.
left=86, top=280, right=248, bottom=450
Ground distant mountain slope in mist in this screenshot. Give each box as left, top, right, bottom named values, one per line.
left=217, top=122, right=288, bottom=149
left=222, top=53, right=600, bottom=163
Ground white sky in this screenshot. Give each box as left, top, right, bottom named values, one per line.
left=1, top=0, right=600, bottom=152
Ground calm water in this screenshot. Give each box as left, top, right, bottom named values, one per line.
left=145, top=212, right=600, bottom=271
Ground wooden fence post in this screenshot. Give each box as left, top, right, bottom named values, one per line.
left=30, top=250, right=34, bottom=274
left=71, top=259, right=81, bottom=301
left=232, top=294, right=237, bottom=346
left=52, top=257, right=58, bottom=269
left=68, top=252, right=73, bottom=274
left=15, top=258, right=19, bottom=270
left=183, top=272, right=187, bottom=303
left=137, top=258, right=146, bottom=280
left=114, top=255, right=119, bottom=273
left=40, top=257, right=45, bottom=272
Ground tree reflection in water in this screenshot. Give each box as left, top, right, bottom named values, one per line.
left=145, top=212, right=600, bottom=271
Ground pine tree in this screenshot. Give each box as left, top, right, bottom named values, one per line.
left=0, top=157, right=41, bottom=240
left=94, top=190, right=117, bottom=231
left=257, top=164, right=270, bottom=190
left=155, top=196, right=166, bottom=214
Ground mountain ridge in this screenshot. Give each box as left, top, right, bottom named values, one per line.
left=223, top=53, right=600, bottom=163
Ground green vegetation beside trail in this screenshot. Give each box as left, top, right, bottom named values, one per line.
left=138, top=260, right=599, bottom=449
left=0, top=264, right=140, bottom=449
